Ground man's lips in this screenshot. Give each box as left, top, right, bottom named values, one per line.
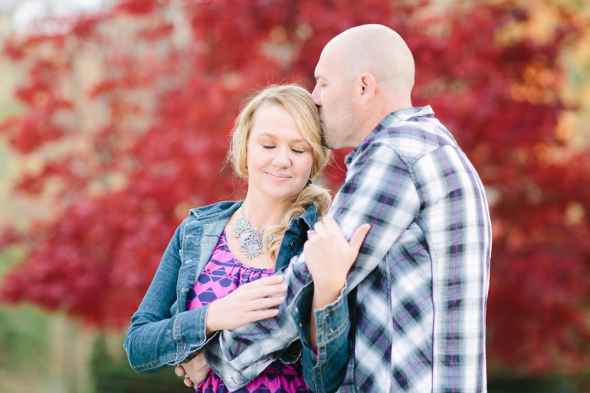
left=265, top=172, right=292, bottom=181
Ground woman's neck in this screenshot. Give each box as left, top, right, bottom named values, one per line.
left=241, top=193, right=292, bottom=229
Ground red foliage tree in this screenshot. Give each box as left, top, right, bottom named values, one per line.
left=1, top=0, right=589, bottom=375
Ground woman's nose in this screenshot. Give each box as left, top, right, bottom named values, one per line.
left=272, top=148, right=291, bottom=167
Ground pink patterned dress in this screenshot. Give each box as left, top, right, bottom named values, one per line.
left=186, top=230, right=312, bottom=393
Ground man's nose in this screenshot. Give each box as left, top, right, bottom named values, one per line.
left=311, top=85, right=321, bottom=106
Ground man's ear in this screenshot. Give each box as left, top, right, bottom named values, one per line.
left=359, top=73, right=376, bottom=105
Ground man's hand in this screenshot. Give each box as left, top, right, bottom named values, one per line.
left=175, top=352, right=211, bottom=387
left=304, top=217, right=370, bottom=347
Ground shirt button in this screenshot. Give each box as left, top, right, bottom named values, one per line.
left=290, top=240, right=296, bottom=250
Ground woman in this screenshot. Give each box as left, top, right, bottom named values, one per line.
left=124, top=84, right=331, bottom=392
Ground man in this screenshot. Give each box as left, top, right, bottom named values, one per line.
left=180, top=24, right=491, bottom=393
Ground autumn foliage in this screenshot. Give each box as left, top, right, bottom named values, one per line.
left=1, top=0, right=589, bottom=375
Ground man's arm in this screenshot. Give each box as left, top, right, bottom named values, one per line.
left=416, top=145, right=491, bottom=393
left=296, top=141, right=421, bottom=391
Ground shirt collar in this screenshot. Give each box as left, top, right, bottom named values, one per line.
left=344, top=106, right=434, bottom=165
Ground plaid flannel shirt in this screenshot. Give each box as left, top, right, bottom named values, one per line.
left=204, top=106, right=491, bottom=393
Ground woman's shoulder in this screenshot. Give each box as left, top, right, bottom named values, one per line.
left=185, top=200, right=242, bottom=223
left=175, top=201, right=241, bottom=245
left=175, top=201, right=241, bottom=230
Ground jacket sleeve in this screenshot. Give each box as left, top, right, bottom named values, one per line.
left=123, top=223, right=218, bottom=373
left=292, top=281, right=350, bottom=393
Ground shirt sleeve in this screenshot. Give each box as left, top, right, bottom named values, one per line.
left=123, top=223, right=219, bottom=373
left=202, top=259, right=308, bottom=390
left=328, top=141, right=421, bottom=288
left=415, top=145, right=491, bottom=393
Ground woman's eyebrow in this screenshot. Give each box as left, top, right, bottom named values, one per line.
left=256, top=133, right=277, bottom=139
left=257, top=134, right=308, bottom=144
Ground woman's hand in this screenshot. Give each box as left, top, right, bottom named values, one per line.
left=304, top=217, right=370, bottom=347
left=304, top=217, right=370, bottom=300
left=205, top=275, right=287, bottom=335
left=175, top=352, right=211, bottom=387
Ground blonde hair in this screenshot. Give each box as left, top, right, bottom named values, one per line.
left=229, top=84, right=332, bottom=263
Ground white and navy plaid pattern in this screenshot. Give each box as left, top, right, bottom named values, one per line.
left=205, top=106, right=491, bottom=393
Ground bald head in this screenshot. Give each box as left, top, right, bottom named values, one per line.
left=311, top=25, right=416, bottom=148
left=321, top=24, right=415, bottom=103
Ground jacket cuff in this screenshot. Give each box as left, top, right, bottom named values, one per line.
left=302, top=283, right=349, bottom=362
left=311, top=283, right=349, bottom=349
left=173, top=304, right=219, bottom=364
left=290, top=282, right=350, bottom=393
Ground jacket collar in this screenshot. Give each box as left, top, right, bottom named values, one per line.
left=294, top=202, right=318, bottom=231
left=188, top=199, right=319, bottom=229
left=189, top=201, right=242, bottom=223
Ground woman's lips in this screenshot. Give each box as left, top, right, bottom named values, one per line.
left=265, top=172, right=291, bottom=181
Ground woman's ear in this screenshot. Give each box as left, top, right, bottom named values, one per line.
left=359, top=73, right=376, bottom=106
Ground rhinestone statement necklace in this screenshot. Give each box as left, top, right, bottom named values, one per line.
left=232, top=206, right=265, bottom=259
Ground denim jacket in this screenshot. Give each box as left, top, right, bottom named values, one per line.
left=124, top=200, right=321, bottom=373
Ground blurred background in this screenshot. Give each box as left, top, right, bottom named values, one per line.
left=0, top=0, right=589, bottom=392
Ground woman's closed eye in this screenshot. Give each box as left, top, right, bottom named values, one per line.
left=263, top=145, right=305, bottom=154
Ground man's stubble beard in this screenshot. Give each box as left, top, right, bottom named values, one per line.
left=319, top=121, right=337, bottom=150
left=319, top=108, right=357, bottom=150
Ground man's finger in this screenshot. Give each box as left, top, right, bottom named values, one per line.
left=184, top=377, right=194, bottom=387
left=175, top=365, right=186, bottom=377
left=349, top=224, right=371, bottom=255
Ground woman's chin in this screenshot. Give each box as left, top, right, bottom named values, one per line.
left=260, top=187, right=303, bottom=203
left=249, top=179, right=306, bottom=203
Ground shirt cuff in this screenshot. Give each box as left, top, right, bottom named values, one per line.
left=203, top=338, right=250, bottom=389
